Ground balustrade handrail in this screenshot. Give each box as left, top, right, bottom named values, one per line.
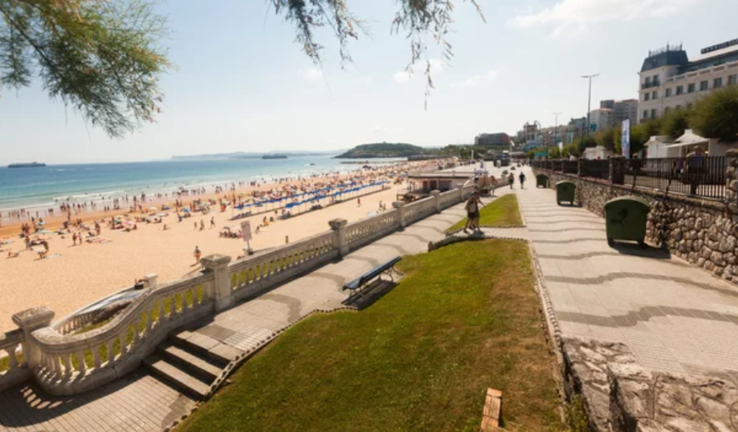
left=228, top=230, right=335, bottom=274
left=33, top=274, right=212, bottom=352
left=0, top=329, right=24, bottom=350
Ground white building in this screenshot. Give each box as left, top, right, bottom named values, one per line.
left=589, top=108, right=614, bottom=132
left=638, top=39, right=738, bottom=123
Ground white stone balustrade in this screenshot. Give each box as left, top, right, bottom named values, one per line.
left=6, top=184, right=473, bottom=396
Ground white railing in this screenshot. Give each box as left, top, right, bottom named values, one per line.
left=32, top=275, right=214, bottom=395
left=0, top=329, right=29, bottom=392
left=405, top=197, right=437, bottom=225
left=346, top=210, right=400, bottom=250
left=438, top=190, right=459, bottom=210
left=228, top=231, right=338, bottom=303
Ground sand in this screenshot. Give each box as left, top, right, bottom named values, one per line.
left=0, top=162, right=442, bottom=333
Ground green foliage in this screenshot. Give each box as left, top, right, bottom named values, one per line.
left=691, top=86, right=738, bottom=141
left=660, top=108, right=691, bottom=139
left=567, top=394, right=589, bottom=432
left=336, top=143, right=434, bottom=159
left=0, top=0, right=171, bottom=137
left=179, top=240, right=563, bottom=432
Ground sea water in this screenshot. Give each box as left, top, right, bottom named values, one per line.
left=0, top=156, right=398, bottom=213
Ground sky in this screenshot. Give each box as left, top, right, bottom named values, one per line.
left=1, top=0, right=737, bottom=164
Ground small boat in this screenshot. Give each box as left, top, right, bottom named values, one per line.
left=8, top=162, right=46, bottom=168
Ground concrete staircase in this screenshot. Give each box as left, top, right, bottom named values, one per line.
left=143, top=330, right=243, bottom=399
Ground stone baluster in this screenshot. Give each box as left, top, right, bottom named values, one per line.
left=77, top=351, right=87, bottom=374
left=145, top=311, right=153, bottom=334
left=12, top=306, right=55, bottom=371
left=201, top=254, right=233, bottom=312
left=119, top=332, right=129, bottom=356
left=392, top=202, right=406, bottom=229
left=329, top=219, right=349, bottom=258
left=61, top=354, right=72, bottom=376
left=3, top=345, right=18, bottom=371
left=106, top=339, right=115, bottom=364
left=93, top=347, right=102, bottom=370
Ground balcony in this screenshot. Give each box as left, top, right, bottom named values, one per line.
left=641, top=81, right=661, bottom=89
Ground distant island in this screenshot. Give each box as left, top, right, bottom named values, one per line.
left=335, top=143, right=435, bottom=159
left=262, top=154, right=288, bottom=159
left=8, top=162, right=46, bottom=168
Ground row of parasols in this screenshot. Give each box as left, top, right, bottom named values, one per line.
left=233, top=181, right=389, bottom=211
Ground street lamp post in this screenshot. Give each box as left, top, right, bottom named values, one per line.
left=553, top=112, right=561, bottom=145
left=581, top=74, right=599, bottom=135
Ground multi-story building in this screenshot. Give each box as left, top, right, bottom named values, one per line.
left=474, top=133, right=511, bottom=152
left=638, top=39, right=738, bottom=123
left=589, top=108, right=614, bottom=132
left=566, top=117, right=587, bottom=144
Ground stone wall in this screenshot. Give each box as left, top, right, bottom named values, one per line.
left=532, top=169, right=738, bottom=284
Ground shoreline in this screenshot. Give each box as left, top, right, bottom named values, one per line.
left=0, top=159, right=452, bottom=332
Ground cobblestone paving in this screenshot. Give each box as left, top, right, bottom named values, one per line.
left=519, top=168, right=738, bottom=380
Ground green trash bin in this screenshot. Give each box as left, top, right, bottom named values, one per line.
left=604, top=196, right=650, bottom=248
left=556, top=181, right=576, bottom=205
left=536, top=174, right=549, bottom=188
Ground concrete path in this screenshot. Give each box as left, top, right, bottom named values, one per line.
left=517, top=168, right=738, bottom=384
left=0, top=190, right=510, bottom=432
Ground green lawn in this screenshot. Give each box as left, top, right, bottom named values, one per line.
left=178, top=240, right=563, bottom=432
left=447, top=194, right=523, bottom=233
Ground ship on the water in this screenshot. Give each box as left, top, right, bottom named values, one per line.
left=262, top=154, right=288, bottom=159
left=8, top=162, right=46, bottom=168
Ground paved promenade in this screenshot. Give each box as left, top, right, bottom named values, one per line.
left=0, top=191, right=504, bottom=432
left=517, top=168, right=738, bottom=383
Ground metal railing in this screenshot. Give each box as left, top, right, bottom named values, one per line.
left=531, top=156, right=727, bottom=201
left=580, top=160, right=610, bottom=180
left=624, top=156, right=726, bottom=200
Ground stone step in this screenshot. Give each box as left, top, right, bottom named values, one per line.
left=157, top=343, right=222, bottom=382
left=170, top=330, right=242, bottom=366
left=143, top=354, right=210, bottom=399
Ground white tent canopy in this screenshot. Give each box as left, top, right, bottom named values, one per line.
left=674, top=129, right=709, bottom=146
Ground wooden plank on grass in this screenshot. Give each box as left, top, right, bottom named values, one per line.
left=481, top=388, right=502, bottom=431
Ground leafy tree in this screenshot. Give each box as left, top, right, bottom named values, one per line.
left=691, top=86, right=738, bottom=141
left=0, top=0, right=171, bottom=137
left=660, top=107, right=691, bottom=139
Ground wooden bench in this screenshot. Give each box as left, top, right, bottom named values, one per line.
left=343, top=257, right=402, bottom=296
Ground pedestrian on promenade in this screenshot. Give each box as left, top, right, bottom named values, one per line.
left=508, top=173, right=515, bottom=189
left=519, top=172, right=526, bottom=189
left=463, top=191, right=484, bottom=234
left=210, top=216, right=215, bottom=229
left=686, top=146, right=706, bottom=196
left=194, top=246, right=201, bottom=263
left=357, top=197, right=361, bottom=207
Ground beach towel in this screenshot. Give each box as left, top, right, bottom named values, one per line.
left=44, top=253, right=61, bottom=260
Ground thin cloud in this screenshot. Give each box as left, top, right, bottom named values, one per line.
left=299, top=67, right=323, bottom=82
left=450, top=70, right=499, bottom=89
left=508, top=0, right=701, bottom=38
left=393, top=58, right=446, bottom=84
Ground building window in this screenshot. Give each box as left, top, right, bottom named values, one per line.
left=652, top=91, right=658, bottom=99
left=688, top=83, right=696, bottom=93
left=645, top=77, right=651, bottom=86
left=643, top=110, right=648, bottom=119
left=729, top=75, right=737, bottom=85
left=644, top=92, right=650, bottom=101
left=676, top=85, right=684, bottom=95
left=714, top=77, right=723, bottom=88
left=700, top=80, right=709, bottom=91
left=651, top=109, right=657, bottom=119
left=666, top=88, right=672, bottom=97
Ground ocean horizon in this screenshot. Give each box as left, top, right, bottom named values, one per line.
left=0, top=156, right=402, bottom=213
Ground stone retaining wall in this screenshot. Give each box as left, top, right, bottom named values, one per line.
left=532, top=169, right=738, bottom=285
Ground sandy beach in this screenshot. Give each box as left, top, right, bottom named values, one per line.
left=0, top=160, right=448, bottom=332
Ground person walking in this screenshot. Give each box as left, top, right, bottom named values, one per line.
left=508, top=173, right=515, bottom=189
left=686, top=146, right=706, bottom=196
left=519, top=172, right=526, bottom=189
left=463, top=191, right=484, bottom=234
left=210, top=216, right=215, bottom=229
left=194, top=246, right=201, bottom=263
